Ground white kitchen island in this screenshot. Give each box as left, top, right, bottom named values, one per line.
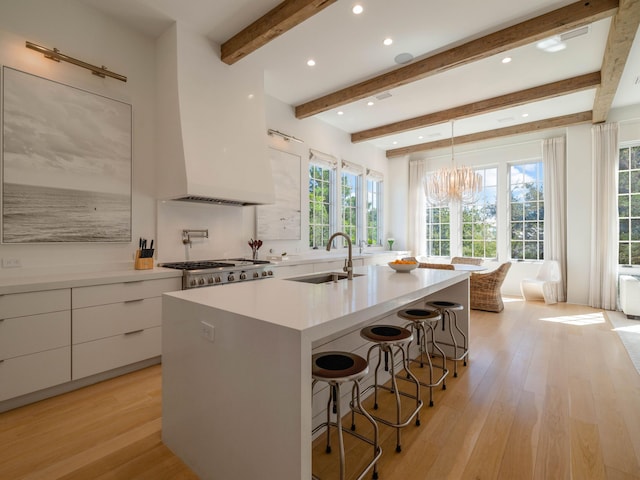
left=162, top=264, right=469, bottom=480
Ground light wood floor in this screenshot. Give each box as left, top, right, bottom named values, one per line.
left=1, top=299, right=639, bottom=479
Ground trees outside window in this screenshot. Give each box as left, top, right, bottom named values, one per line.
left=426, top=205, right=450, bottom=257
left=341, top=171, right=360, bottom=244
left=619, top=144, right=640, bottom=265
left=510, top=162, right=544, bottom=261
left=462, top=167, right=498, bottom=259
left=309, top=164, right=332, bottom=248
left=366, top=178, right=383, bottom=246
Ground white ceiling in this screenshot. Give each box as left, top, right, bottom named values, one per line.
left=80, top=0, right=640, bottom=151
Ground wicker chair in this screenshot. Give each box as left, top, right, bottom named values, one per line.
left=469, top=262, right=512, bottom=312
left=418, top=263, right=455, bottom=270
left=450, top=256, right=483, bottom=266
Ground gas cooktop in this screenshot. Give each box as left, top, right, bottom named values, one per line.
left=160, top=258, right=275, bottom=289
left=161, top=258, right=271, bottom=271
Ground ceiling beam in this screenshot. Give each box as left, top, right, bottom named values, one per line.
left=351, top=72, right=601, bottom=143
left=592, top=0, right=640, bottom=122
left=295, top=0, right=618, bottom=119
left=386, top=111, right=593, bottom=158
left=221, top=0, right=336, bottom=65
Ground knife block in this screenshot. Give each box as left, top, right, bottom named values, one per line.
left=134, top=250, right=154, bottom=270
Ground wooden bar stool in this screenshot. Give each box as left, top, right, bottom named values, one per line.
left=312, top=351, right=382, bottom=480
left=396, top=308, right=448, bottom=407
left=425, top=300, right=468, bottom=377
left=354, top=325, right=423, bottom=453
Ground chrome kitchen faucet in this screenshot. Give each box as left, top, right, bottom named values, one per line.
left=326, top=232, right=353, bottom=280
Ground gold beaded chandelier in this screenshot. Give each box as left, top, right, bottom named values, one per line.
left=424, top=120, right=482, bottom=206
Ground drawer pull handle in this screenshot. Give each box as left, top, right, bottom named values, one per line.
left=125, top=298, right=144, bottom=304
left=124, top=329, right=144, bottom=336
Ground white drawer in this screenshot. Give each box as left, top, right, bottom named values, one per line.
left=313, top=260, right=346, bottom=272
left=0, top=289, right=70, bottom=319
left=72, top=326, right=161, bottom=379
left=273, top=264, right=314, bottom=278
left=0, top=347, right=71, bottom=401
left=73, top=297, right=161, bottom=344
left=72, top=278, right=181, bottom=308
left=0, top=311, right=70, bottom=359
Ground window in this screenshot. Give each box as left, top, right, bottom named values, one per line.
left=619, top=144, right=640, bottom=265
left=366, top=172, right=383, bottom=246
left=426, top=204, right=450, bottom=257
left=462, top=167, right=498, bottom=258
left=309, top=163, right=333, bottom=248
left=340, top=162, right=362, bottom=244
left=510, top=161, right=544, bottom=260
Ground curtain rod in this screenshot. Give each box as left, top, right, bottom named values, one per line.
left=25, top=41, right=127, bottom=82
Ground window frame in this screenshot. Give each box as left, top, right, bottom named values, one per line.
left=366, top=170, right=384, bottom=247
left=508, top=160, right=544, bottom=261
left=618, top=142, right=640, bottom=266
left=461, top=166, right=498, bottom=259
left=308, top=160, right=336, bottom=249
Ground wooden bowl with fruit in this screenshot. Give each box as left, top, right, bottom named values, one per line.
left=388, top=259, right=418, bottom=272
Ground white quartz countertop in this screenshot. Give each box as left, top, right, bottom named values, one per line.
left=164, top=264, right=468, bottom=341
left=265, top=250, right=410, bottom=266
left=0, top=265, right=182, bottom=295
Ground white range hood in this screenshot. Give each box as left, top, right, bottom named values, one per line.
left=156, top=22, right=274, bottom=206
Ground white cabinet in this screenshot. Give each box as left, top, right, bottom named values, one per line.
left=362, top=253, right=401, bottom=266
left=0, top=289, right=71, bottom=401
left=313, top=258, right=365, bottom=273
left=274, top=263, right=314, bottom=279
left=71, top=277, right=180, bottom=379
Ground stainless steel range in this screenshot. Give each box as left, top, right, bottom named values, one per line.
left=160, top=258, right=275, bottom=289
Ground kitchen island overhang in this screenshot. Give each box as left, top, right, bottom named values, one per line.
left=161, top=265, right=469, bottom=480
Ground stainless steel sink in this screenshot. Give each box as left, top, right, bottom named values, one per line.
left=285, top=272, right=365, bottom=284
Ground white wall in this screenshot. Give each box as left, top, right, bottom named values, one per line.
left=0, top=0, right=156, bottom=270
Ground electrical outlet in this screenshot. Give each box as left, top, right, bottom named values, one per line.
left=2, top=258, right=21, bottom=268
left=200, top=321, right=215, bottom=342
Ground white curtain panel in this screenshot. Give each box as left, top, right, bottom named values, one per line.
left=409, top=160, right=428, bottom=258
left=589, top=123, right=619, bottom=310
left=543, top=137, right=567, bottom=302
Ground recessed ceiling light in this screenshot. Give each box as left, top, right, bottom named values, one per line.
left=367, top=101, right=374, bottom=106
left=537, top=36, right=566, bottom=52
left=521, top=113, right=529, bottom=118
left=502, top=57, right=512, bottom=64
left=337, top=111, right=344, bottom=116
left=306, top=59, right=316, bottom=67
left=352, top=4, right=363, bottom=14
left=418, top=135, right=424, bottom=139
left=392, top=141, right=398, bottom=145
left=383, top=38, right=393, bottom=46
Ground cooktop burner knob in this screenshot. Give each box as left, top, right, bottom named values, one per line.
left=208, top=277, right=214, bottom=284
left=190, top=279, right=197, bottom=287
left=267, top=270, right=273, bottom=276
left=253, top=272, right=260, bottom=278
left=262, top=271, right=268, bottom=277
left=215, top=276, right=221, bottom=283
left=198, top=278, right=205, bottom=285
left=240, top=273, right=247, bottom=280
left=228, top=274, right=235, bottom=282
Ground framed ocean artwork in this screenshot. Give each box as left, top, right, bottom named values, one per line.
left=1, top=66, right=132, bottom=243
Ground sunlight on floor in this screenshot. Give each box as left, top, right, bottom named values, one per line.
left=613, top=323, right=640, bottom=335
left=503, top=296, right=524, bottom=303
left=539, top=312, right=606, bottom=326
